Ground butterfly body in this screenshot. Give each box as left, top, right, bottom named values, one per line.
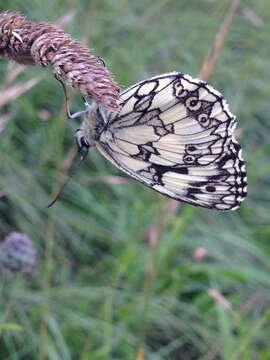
left=76, top=72, right=247, bottom=211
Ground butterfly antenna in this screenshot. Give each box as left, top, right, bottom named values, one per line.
left=46, top=146, right=89, bottom=208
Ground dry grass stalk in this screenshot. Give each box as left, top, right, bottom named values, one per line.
left=4, top=62, right=25, bottom=85
left=0, top=77, right=40, bottom=108
left=136, top=346, right=144, bottom=360
left=55, top=9, right=77, bottom=28
left=93, top=176, right=129, bottom=185
left=199, top=0, right=241, bottom=81
left=243, top=6, right=263, bottom=28
left=0, top=11, right=121, bottom=110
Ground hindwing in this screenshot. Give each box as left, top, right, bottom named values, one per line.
left=95, top=72, right=247, bottom=210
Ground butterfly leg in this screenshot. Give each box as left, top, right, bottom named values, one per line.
left=98, top=106, right=108, bottom=124
left=69, top=97, right=93, bottom=119
left=55, top=75, right=93, bottom=119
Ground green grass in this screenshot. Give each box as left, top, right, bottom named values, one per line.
left=1, top=1, right=270, bottom=359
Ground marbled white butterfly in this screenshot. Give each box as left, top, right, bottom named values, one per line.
left=75, top=72, right=247, bottom=211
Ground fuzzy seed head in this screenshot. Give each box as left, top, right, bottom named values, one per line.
left=0, top=11, right=121, bottom=110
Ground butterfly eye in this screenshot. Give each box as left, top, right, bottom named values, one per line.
left=198, top=113, right=210, bottom=127
left=186, top=97, right=201, bottom=111
left=184, top=154, right=196, bottom=163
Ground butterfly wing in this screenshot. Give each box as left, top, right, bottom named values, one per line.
left=95, top=72, right=247, bottom=210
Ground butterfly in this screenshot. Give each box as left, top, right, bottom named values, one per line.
left=74, top=72, right=247, bottom=211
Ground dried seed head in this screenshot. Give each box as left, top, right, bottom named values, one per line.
left=0, top=232, right=36, bottom=274
left=0, top=11, right=121, bottom=110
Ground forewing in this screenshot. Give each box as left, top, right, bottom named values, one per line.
left=96, top=73, right=247, bottom=210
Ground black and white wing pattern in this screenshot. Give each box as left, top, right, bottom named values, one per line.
left=95, top=72, right=247, bottom=210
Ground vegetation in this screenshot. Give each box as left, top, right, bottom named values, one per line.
left=0, top=1, right=269, bottom=359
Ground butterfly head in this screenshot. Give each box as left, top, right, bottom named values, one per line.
left=74, top=100, right=108, bottom=152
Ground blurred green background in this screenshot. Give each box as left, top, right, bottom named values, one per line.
left=0, top=0, right=269, bottom=359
